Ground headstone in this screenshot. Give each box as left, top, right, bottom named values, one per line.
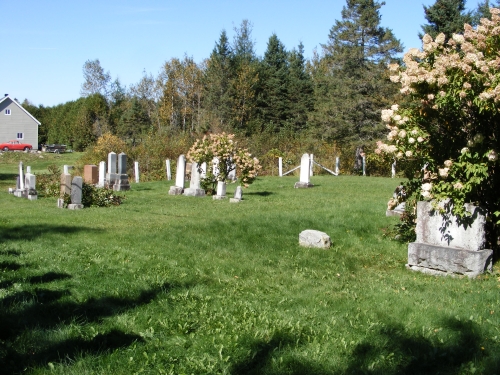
left=309, top=154, right=314, bottom=177
left=391, top=160, right=396, bottom=178
left=230, top=186, right=243, bottom=203
left=183, top=162, right=205, bottom=197
left=362, top=155, right=366, bottom=176
left=213, top=181, right=227, bottom=200
left=294, top=153, right=313, bottom=188
left=278, top=157, right=283, bottom=177
left=98, top=161, right=106, bottom=187
left=407, top=201, right=493, bottom=277
left=106, top=152, right=117, bottom=187
left=200, top=162, right=207, bottom=179
left=134, top=161, right=140, bottom=183
left=335, top=157, right=340, bottom=175
left=68, top=176, right=84, bottom=210
left=113, top=152, right=130, bottom=191
left=19, top=162, right=25, bottom=190
left=63, top=165, right=69, bottom=174
left=26, top=166, right=31, bottom=173
left=213, top=157, right=220, bottom=177
left=25, top=173, right=37, bottom=200
left=299, top=230, right=331, bottom=249
left=169, top=155, right=186, bottom=195
left=166, top=159, right=171, bottom=180
left=60, top=173, right=72, bottom=197
left=227, top=158, right=236, bottom=181
left=84, top=165, right=98, bottom=184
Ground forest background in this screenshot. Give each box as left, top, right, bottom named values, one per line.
left=17, top=0, right=498, bottom=179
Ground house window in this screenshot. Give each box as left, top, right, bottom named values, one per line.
left=4, top=109, right=11, bottom=115
left=17, top=133, right=24, bottom=140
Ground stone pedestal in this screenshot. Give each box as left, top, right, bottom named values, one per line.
left=407, top=201, right=493, bottom=278
left=169, top=186, right=184, bottom=195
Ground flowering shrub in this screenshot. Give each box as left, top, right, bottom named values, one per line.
left=187, top=133, right=261, bottom=190
left=81, top=183, right=125, bottom=207
left=376, top=9, right=500, bottom=244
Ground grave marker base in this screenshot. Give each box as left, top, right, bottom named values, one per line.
left=168, top=186, right=184, bottom=195
left=294, top=182, right=314, bottom=188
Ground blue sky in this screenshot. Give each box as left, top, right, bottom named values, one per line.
left=2, top=0, right=484, bottom=107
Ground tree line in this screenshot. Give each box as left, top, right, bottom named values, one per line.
left=22, top=0, right=497, bottom=158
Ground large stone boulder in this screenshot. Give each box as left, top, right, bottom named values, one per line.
left=299, top=230, right=331, bottom=249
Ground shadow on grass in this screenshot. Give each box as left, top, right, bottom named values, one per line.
left=0, top=173, right=17, bottom=181
left=230, top=319, right=499, bottom=375
left=0, top=245, right=182, bottom=374
left=245, top=191, right=274, bottom=197
left=0, top=224, right=103, bottom=242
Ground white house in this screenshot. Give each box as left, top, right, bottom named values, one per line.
left=0, top=94, right=40, bottom=149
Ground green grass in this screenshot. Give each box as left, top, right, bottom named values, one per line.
left=1, top=155, right=499, bottom=374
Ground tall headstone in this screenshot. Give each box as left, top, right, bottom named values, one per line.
left=26, top=166, right=31, bottom=174
left=106, top=152, right=117, bottom=187
left=278, top=157, right=283, bottom=177
left=25, top=173, right=37, bottom=200
left=169, top=155, right=186, bottom=195
left=166, top=159, right=172, bottom=180
left=134, top=161, right=140, bottom=183
left=362, top=155, right=366, bottom=176
left=294, top=153, right=313, bottom=188
left=98, top=161, right=106, bottom=187
left=213, top=181, right=227, bottom=200
left=113, top=152, right=130, bottom=191
left=68, top=176, right=84, bottom=210
left=230, top=185, right=243, bottom=203
left=183, top=162, right=206, bottom=197
left=84, top=165, right=98, bottom=184
left=335, top=157, right=340, bottom=175
left=391, top=160, right=396, bottom=178
left=309, top=154, right=314, bottom=177
left=227, top=158, right=236, bottom=181
left=19, top=162, right=25, bottom=190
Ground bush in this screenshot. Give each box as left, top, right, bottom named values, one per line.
left=36, top=164, right=61, bottom=198
left=81, top=183, right=125, bottom=207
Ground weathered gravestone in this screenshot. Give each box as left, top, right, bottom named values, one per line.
left=213, top=181, right=227, bottom=200
left=169, top=155, right=186, bottom=195
left=294, top=153, right=313, bottom=188
left=14, top=162, right=25, bottom=197
left=113, top=152, right=130, bottom=191
left=68, top=176, right=84, bottom=210
left=84, top=165, right=98, bottom=184
left=24, top=173, right=37, bottom=200
left=98, top=161, right=106, bottom=187
left=106, top=152, right=117, bottom=187
left=183, top=162, right=205, bottom=197
left=407, top=201, right=493, bottom=277
left=299, top=230, right=331, bottom=249
left=58, top=172, right=72, bottom=208
left=230, top=186, right=243, bottom=203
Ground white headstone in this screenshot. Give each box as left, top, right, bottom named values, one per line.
left=309, top=154, right=314, bottom=177
left=362, top=156, right=366, bottom=176
left=166, top=159, right=171, bottom=180
left=278, top=157, right=283, bottom=177
left=63, top=165, right=69, bottom=174
left=19, top=162, right=25, bottom=190
left=391, top=160, right=396, bottom=178
left=27, top=166, right=31, bottom=174
left=134, top=161, right=139, bottom=183
left=98, top=161, right=106, bottom=187
left=213, top=181, right=227, bottom=200
left=335, top=157, right=340, bottom=175
left=175, top=155, right=186, bottom=188
left=183, top=161, right=205, bottom=197
left=300, top=153, right=310, bottom=183
left=230, top=186, right=243, bottom=203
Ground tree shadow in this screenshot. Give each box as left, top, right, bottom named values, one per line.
left=0, top=173, right=17, bottom=181
left=0, top=224, right=103, bottom=243
left=245, top=191, right=274, bottom=197
left=344, top=318, right=499, bottom=375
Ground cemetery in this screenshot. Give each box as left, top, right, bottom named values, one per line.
left=0, top=149, right=499, bottom=375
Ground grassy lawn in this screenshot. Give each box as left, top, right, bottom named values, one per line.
left=1, top=153, right=499, bottom=374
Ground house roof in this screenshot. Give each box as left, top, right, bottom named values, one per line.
left=0, top=95, right=41, bottom=125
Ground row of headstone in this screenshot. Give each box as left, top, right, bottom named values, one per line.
left=9, top=162, right=38, bottom=200
left=168, top=154, right=243, bottom=202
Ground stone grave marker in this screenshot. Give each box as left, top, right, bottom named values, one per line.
left=183, top=162, right=205, bottom=197
left=25, top=173, right=37, bottom=200
left=166, top=159, right=172, bottom=180
left=106, top=152, right=117, bottom=187
left=84, top=165, right=98, bottom=184
left=98, top=161, right=106, bottom=187
left=68, top=176, right=84, bottom=210
left=213, top=181, right=227, bottom=200
left=407, top=201, right=493, bottom=277
left=113, top=152, right=130, bottom=191
left=230, top=186, right=243, bottom=203
left=294, top=153, right=313, bottom=188
left=169, top=155, right=186, bottom=195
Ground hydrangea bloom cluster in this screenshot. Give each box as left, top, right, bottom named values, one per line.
left=377, top=9, right=500, bottom=223
left=187, top=133, right=261, bottom=188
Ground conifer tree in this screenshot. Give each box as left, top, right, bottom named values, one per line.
left=312, top=0, right=402, bottom=143
left=420, top=0, right=473, bottom=40
left=288, top=43, right=314, bottom=131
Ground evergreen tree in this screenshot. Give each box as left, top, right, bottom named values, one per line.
left=313, top=0, right=402, bottom=143
left=118, top=98, right=151, bottom=146
left=232, top=20, right=256, bottom=65
left=288, top=43, right=314, bottom=131
left=420, top=0, right=473, bottom=40
left=204, top=30, right=235, bottom=131
left=257, top=34, right=290, bottom=132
